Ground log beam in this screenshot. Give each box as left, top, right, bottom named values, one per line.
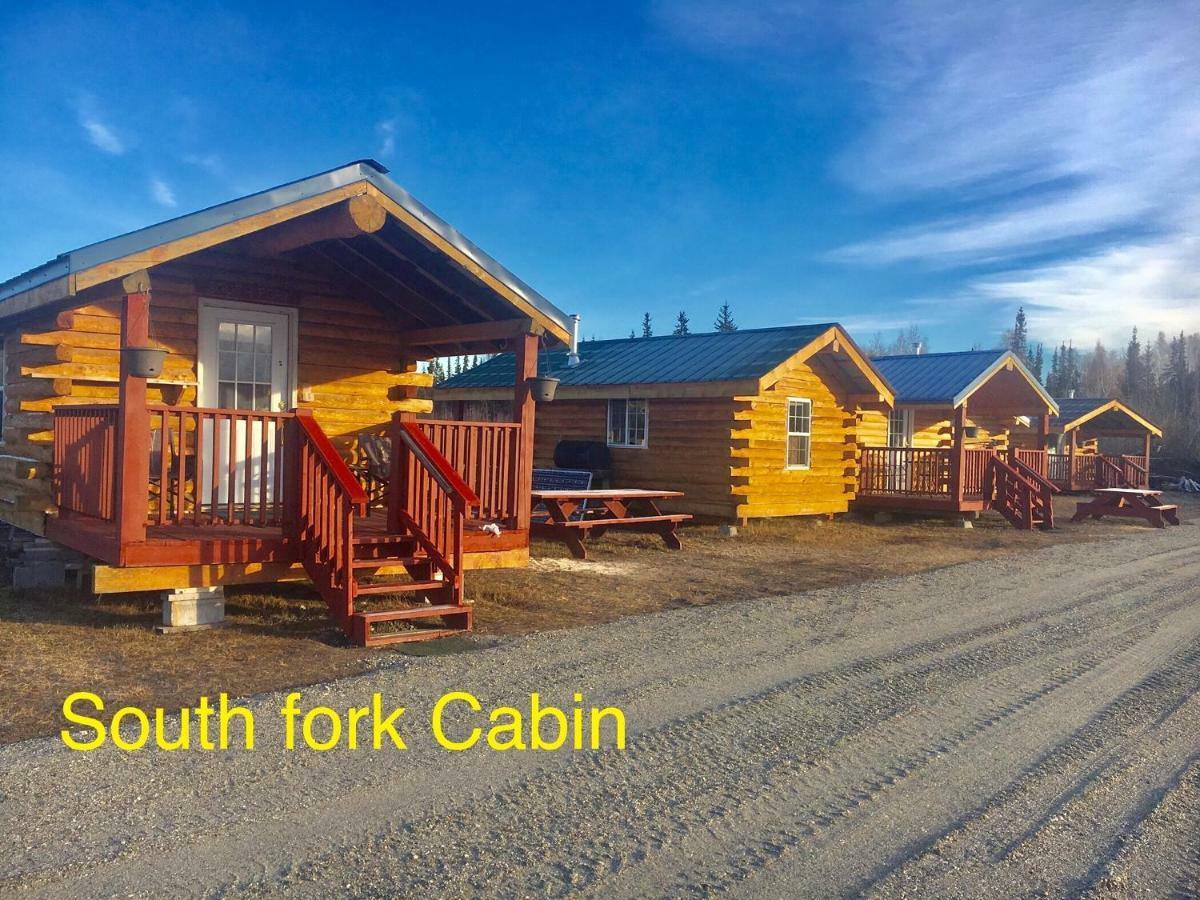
left=401, top=318, right=543, bottom=349
left=513, top=333, right=538, bottom=528
left=238, top=196, right=388, bottom=257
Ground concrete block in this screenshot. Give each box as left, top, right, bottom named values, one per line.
left=953, top=517, right=974, bottom=529
left=11, top=561, right=68, bottom=589
left=161, top=586, right=225, bottom=628
left=719, top=524, right=739, bottom=538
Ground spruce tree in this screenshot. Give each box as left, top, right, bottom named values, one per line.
left=1031, top=343, right=1044, bottom=381
left=1008, top=307, right=1029, bottom=364
left=641, top=312, right=653, bottom=338
left=714, top=303, right=737, bottom=332
left=673, top=310, right=690, bottom=336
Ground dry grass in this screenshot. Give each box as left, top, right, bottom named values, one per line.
left=2, top=494, right=1193, bottom=744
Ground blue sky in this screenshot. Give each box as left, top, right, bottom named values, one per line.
left=1, top=1, right=1197, bottom=351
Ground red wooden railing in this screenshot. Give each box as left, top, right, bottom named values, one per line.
left=859, top=447, right=950, bottom=495
left=53, top=405, right=119, bottom=520
left=1012, top=448, right=1048, bottom=479
left=962, top=448, right=994, bottom=498
left=1047, top=453, right=1071, bottom=486
left=393, top=418, right=480, bottom=594
left=1119, top=454, right=1149, bottom=488
left=985, top=455, right=1056, bottom=530
left=293, top=409, right=368, bottom=625
left=1009, top=455, right=1058, bottom=529
left=859, top=447, right=993, bottom=499
left=147, top=405, right=294, bottom=527
left=416, top=419, right=522, bottom=524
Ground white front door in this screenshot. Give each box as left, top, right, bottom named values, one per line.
left=197, top=300, right=295, bottom=512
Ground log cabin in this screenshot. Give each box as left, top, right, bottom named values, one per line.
left=856, top=349, right=1061, bottom=529
left=1045, top=397, right=1159, bottom=490
left=0, top=160, right=572, bottom=645
left=434, top=324, right=894, bottom=522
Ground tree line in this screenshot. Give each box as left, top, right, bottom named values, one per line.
left=1003, top=307, right=1200, bottom=459
left=630, top=303, right=738, bottom=338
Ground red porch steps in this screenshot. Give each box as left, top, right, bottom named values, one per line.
left=345, top=534, right=471, bottom=647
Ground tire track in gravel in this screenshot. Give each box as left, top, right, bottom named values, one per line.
left=2, top=522, right=1198, bottom=898
left=10, top=540, right=1194, bottom=895
left=1082, top=753, right=1200, bottom=899
left=856, top=614, right=1200, bottom=898
left=249, top=565, right=1200, bottom=897
left=603, top=597, right=1200, bottom=900
left=5, top=539, right=1192, bottom=881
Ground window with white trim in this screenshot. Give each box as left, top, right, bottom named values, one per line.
left=607, top=399, right=648, bottom=448
left=786, top=398, right=811, bottom=469
left=887, top=408, right=913, bottom=447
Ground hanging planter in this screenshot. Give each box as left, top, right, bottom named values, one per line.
left=122, top=345, right=168, bottom=379
left=528, top=375, right=560, bottom=402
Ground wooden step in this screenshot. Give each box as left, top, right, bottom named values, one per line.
left=354, top=579, right=446, bottom=596
left=356, top=603, right=468, bottom=623
left=363, top=628, right=469, bottom=647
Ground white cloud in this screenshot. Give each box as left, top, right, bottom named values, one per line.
left=77, top=100, right=124, bottom=155
left=656, top=0, right=1200, bottom=344
left=182, top=152, right=224, bottom=177
left=149, top=176, right=176, bottom=208
left=377, top=119, right=397, bottom=158
left=973, top=234, right=1200, bottom=347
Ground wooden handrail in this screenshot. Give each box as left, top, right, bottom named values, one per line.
left=295, top=409, right=368, bottom=512
left=399, top=421, right=481, bottom=508
left=1010, top=455, right=1060, bottom=494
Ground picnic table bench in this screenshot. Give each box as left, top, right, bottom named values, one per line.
left=531, top=488, right=692, bottom=559
left=1070, top=488, right=1180, bottom=529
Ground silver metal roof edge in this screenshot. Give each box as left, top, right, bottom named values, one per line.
left=0, top=160, right=573, bottom=336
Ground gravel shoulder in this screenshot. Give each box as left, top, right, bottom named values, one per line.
left=2, top=519, right=1199, bottom=898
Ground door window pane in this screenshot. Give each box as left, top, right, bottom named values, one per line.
left=215, top=319, right=277, bottom=411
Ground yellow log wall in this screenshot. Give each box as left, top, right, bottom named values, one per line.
left=732, top=362, right=860, bottom=519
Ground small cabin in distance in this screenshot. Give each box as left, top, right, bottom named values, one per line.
left=856, top=349, right=1061, bottom=529
left=0, top=160, right=570, bottom=645
left=1045, top=397, right=1159, bottom=490
left=435, top=324, right=894, bottom=522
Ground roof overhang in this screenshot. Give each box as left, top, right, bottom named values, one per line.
left=0, top=160, right=571, bottom=345
left=758, top=325, right=895, bottom=406
left=1055, top=399, right=1162, bottom=436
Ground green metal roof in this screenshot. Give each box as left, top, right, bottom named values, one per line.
left=874, top=349, right=1057, bottom=412
left=440, top=324, right=843, bottom=388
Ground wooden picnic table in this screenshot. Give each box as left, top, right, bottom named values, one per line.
left=1070, top=487, right=1180, bottom=529
left=531, top=488, right=692, bottom=560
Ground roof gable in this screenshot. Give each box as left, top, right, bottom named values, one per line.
left=1051, top=397, right=1162, bottom=436
left=874, top=349, right=1057, bottom=412
left=0, top=160, right=571, bottom=344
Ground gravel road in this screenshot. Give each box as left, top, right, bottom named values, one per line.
left=3, top=519, right=1199, bottom=898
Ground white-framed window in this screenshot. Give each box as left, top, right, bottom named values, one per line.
left=887, top=408, right=913, bottom=447
left=786, top=397, right=812, bottom=469
left=607, top=399, right=648, bottom=448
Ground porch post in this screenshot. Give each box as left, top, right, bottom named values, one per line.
left=1068, top=428, right=1078, bottom=489
left=115, top=271, right=152, bottom=547
left=1037, top=413, right=1050, bottom=451
left=513, top=332, right=537, bottom=528
left=387, top=358, right=421, bottom=533
left=1142, top=431, right=1152, bottom=488
left=950, top=403, right=968, bottom=505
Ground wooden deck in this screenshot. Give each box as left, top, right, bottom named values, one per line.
left=49, top=509, right=528, bottom=569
